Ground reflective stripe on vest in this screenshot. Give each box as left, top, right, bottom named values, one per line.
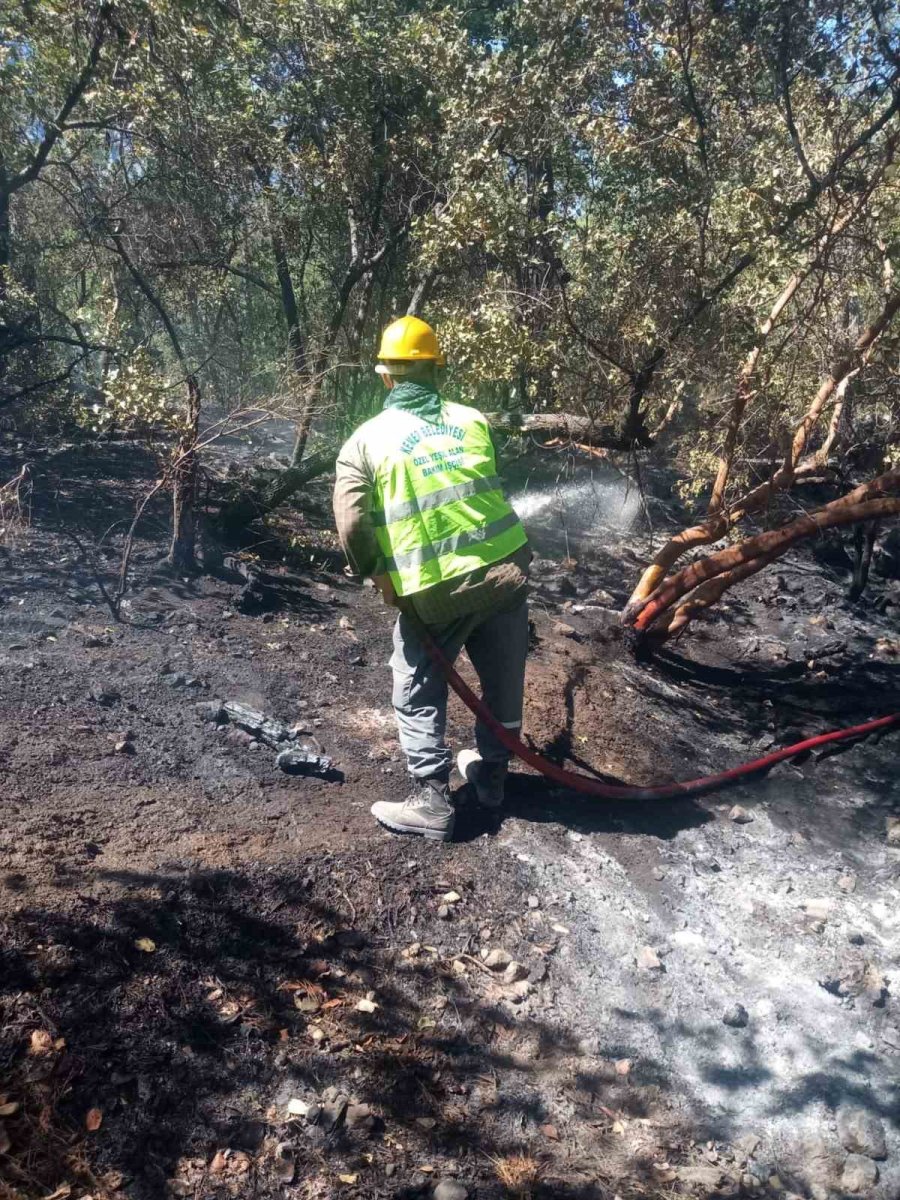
left=384, top=509, right=523, bottom=574
left=362, top=401, right=527, bottom=596
left=371, top=473, right=503, bottom=527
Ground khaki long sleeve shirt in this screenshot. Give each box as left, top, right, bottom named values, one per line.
left=333, top=392, right=530, bottom=625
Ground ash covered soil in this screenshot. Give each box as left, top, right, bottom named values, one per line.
left=0, top=436, right=898, bottom=1200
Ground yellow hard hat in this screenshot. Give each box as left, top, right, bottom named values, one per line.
left=377, top=316, right=446, bottom=367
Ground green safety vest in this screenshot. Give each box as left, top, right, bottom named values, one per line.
left=364, top=400, right=528, bottom=597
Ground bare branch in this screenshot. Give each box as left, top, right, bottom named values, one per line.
left=0, top=330, right=117, bottom=355
left=623, top=74, right=900, bottom=429
left=7, top=4, right=113, bottom=196
left=151, top=258, right=278, bottom=298
left=776, top=10, right=819, bottom=188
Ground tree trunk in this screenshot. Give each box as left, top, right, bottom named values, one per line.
left=521, top=151, right=557, bottom=407
left=261, top=447, right=335, bottom=512
left=270, top=223, right=307, bottom=376
left=0, top=184, right=9, bottom=283
left=485, top=410, right=641, bottom=451
left=343, top=269, right=377, bottom=413
left=108, top=230, right=204, bottom=571
left=849, top=520, right=879, bottom=602
left=217, top=447, right=336, bottom=534
left=809, top=373, right=852, bottom=469
left=289, top=262, right=362, bottom=467
left=639, top=545, right=787, bottom=643
left=220, top=251, right=362, bottom=528
left=0, top=184, right=9, bottom=385
left=709, top=270, right=804, bottom=516
left=168, top=375, right=201, bottom=571
left=407, top=270, right=438, bottom=317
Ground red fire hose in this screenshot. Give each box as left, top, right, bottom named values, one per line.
left=416, top=622, right=899, bottom=801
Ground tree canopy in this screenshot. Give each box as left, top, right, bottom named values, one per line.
left=1, top=0, right=898, bottom=578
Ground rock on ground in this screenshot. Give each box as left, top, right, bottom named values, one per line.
left=722, top=1003, right=749, bottom=1028
left=842, top=1154, right=879, bottom=1193
left=501, top=960, right=527, bottom=984
left=637, top=945, right=663, bottom=971
left=798, top=1134, right=838, bottom=1200
left=483, top=948, right=511, bottom=970
left=836, top=1107, right=887, bottom=1159
left=433, top=1181, right=468, bottom=1200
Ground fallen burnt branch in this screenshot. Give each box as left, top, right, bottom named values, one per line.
left=627, top=470, right=900, bottom=646
left=485, top=411, right=651, bottom=451
left=223, top=555, right=319, bottom=615
left=636, top=546, right=787, bottom=643
left=218, top=700, right=294, bottom=748
left=195, top=699, right=341, bottom=779
left=218, top=447, right=335, bottom=531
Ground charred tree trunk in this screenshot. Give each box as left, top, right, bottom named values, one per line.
left=270, top=222, right=307, bottom=377
left=216, top=446, right=336, bottom=534
left=168, top=375, right=201, bottom=571
left=343, top=268, right=377, bottom=415
left=222, top=237, right=367, bottom=529
left=0, top=183, right=9, bottom=287
left=849, top=520, right=879, bottom=603
left=709, top=269, right=805, bottom=516
left=407, top=270, right=439, bottom=317
left=521, top=152, right=557, bottom=406
left=485, top=410, right=642, bottom=451
left=0, top=182, right=10, bottom=386
left=110, top=233, right=202, bottom=573
left=289, top=259, right=365, bottom=469
left=347, top=270, right=375, bottom=359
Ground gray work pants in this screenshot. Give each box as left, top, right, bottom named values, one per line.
left=390, top=601, right=529, bottom=779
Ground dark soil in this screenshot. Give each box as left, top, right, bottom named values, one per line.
left=1, top=435, right=898, bottom=1200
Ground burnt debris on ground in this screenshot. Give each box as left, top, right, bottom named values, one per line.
left=0, top=436, right=898, bottom=1200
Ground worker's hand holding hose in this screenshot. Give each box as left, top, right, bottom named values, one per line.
left=371, top=573, right=400, bottom=608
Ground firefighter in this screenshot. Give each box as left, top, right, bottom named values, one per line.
left=333, top=315, right=530, bottom=840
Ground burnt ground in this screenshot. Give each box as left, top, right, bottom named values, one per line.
left=0, top=434, right=898, bottom=1200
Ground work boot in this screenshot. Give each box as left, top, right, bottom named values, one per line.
left=371, top=775, right=455, bottom=842
left=457, top=749, right=508, bottom=811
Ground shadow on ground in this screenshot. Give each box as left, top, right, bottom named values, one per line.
left=451, top=780, right=713, bottom=843
left=0, top=860, right=655, bottom=1200
left=2, top=853, right=891, bottom=1200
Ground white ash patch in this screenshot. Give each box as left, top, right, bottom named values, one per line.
left=498, top=750, right=900, bottom=1197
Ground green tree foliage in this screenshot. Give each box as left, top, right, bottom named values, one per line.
left=1, top=0, right=898, bottom=535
